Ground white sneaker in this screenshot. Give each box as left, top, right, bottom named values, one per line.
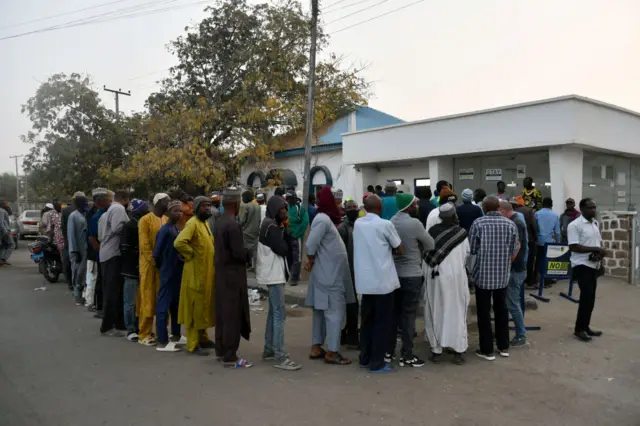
left=498, top=349, right=509, bottom=358
left=126, top=332, right=139, bottom=342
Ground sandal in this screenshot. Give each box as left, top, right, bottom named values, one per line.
left=309, top=347, right=327, bottom=360
left=324, top=352, right=352, bottom=365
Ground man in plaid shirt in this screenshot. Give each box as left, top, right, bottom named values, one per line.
left=469, top=196, right=519, bottom=361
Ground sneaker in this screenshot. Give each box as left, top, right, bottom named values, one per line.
left=224, top=359, right=253, bottom=369
left=384, top=353, right=396, bottom=363
left=429, top=353, right=442, bottom=364
left=475, top=350, right=496, bottom=361
left=126, top=332, right=139, bottom=342
left=262, top=350, right=276, bottom=361
left=101, top=329, right=125, bottom=338
left=498, top=349, right=509, bottom=358
left=510, top=336, right=527, bottom=348
left=138, top=336, right=156, bottom=347
left=399, top=355, right=425, bottom=368
left=369, top=363, right=396, bottom=373
left=273, top=358, right=302, bottom=371
left=289, top=280, right=299, bottom=287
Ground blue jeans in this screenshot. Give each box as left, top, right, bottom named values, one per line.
left=123, top=277, right=139, bottom=334
left=507, top=271, right=526, bottom=339
left=264, top=284, right=287, bottom=360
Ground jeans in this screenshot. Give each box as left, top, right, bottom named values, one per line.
left=123, top=276, right=139, bottom=335
left=388, top=276, right=423, bottom=358
left=573, top=265, right=598, bottom=333
left=264, top=284, right=287, bottom=361
left=506, top=271, right=527, bottom=339
left=70, top=254, right=87, bottom=300
left=0, top=235, right=15, bottom=261
left=290, top=239, right=301, bottom=282
left=475, top=286, right=509, bottom=354
left=360, top=293, right=393, bottom=371
left=100, top=256, right=125, bottom=333
left=85, top=260, right=99, bottom=307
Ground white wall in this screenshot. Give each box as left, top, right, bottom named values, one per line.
left=574, top=101, right=640, bottom=156
left=342, top=99, right=577, bottom=164
left=240, top=149, right=359, bottom=200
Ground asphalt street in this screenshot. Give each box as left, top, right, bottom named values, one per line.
left=1, top=248, right=640, bottom=426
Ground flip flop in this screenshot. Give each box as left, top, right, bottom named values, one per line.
left=156, top=342, right=181, bottom=352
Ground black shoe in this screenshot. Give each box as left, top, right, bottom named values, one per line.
left=399, top=355, right=425, bottom=368
left=199, top=340, right=216, bottom=349
left=574, top=331, right=592, bottom=342
left=429, top=353, right=442, bottom=364
left=452, top=353, right=466, bottom=365
left=586, top=329, right=603, bottom=337
left=93, top=312, right=103, bottom=319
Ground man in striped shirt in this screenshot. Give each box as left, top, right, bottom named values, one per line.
left=469, top=196, right=519, bottom=361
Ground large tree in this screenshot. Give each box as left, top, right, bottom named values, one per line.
left=112, top=0, right=369, bottom=190
left=21, top=73, right=131, bottom=199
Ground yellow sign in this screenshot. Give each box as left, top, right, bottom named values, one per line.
left=546, top=261, right=569, bottom=273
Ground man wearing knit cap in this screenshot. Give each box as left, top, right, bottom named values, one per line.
left=381, top=181, right=398, bottom=220
left=331, top=188, right=345, bottom=217
left=136, top=193, right=169, bottom=346
left=456, top=188, right=484, bottom=233
left=174, top=195, right=216, bottom=355
left=389, top=193, right=434, bottom=367
left=426, top=185, right=457, bottom=231
left=424, top=202, right=470, bottom=365
left=214, top=187, right=253, bottom=367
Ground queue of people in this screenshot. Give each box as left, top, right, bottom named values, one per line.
left=6, top=173, right=605, bottom=373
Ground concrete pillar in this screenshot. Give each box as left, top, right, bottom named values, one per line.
left=549, top=146, right=583, bottom=215
left=428, top=157, right=454, bottom=190
left=353, top=165, right=377, bottom=204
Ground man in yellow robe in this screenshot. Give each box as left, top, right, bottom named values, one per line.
left=137, top=193, right=169, bottom=346
left=174, top=195, right=216, bottom=355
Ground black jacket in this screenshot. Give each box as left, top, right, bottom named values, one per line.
left=259, top=196, right=295, bottom=277
left=61, top=205, right=75, bottom=245
left=120, top=213, right=141, bottom=278
left=456, top=202, right=483, bottom=233
left=418, top=199, right=435, bottom=228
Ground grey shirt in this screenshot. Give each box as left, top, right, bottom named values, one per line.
left=305, top=213, right=356, bottom=309
left=98, top=202, right=129, bottom=262
left=67, top=210, right=88, bottom=255
left=239, top=202, right=261, bottom=249
left=390, top=211, right=435, bottom=277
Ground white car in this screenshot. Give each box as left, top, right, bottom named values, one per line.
left=18, top=210, right=41, bottom=238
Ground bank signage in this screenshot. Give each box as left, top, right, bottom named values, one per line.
left=485, top=168, right=502, bottom=181
left=544, top=244, right=571, bottom=278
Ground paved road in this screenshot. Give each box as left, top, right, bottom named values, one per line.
left=2, top=249, right=640, bottom=426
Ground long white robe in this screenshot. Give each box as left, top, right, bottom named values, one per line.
left=423, top=239, right=470, bottom=354
left=426, top=208, right=442, bottom=231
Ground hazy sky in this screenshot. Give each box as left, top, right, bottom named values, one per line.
left=1, top=0, right=639, bottom=174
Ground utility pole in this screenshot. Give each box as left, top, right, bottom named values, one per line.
left=103, top=86, right=131, bottom=120
left=9, top=154, right=24, bottom=215
left=301, top=0, right=319, bottom=211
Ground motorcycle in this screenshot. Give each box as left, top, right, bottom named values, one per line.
left=28, top=236, right=62, bottom=283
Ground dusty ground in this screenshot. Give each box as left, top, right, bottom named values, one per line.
left=1, top=249, right=640, bottom=426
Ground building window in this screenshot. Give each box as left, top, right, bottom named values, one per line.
left=414, top=178, right=430, bottom=188
left=391, top=179, right=404, bottom=186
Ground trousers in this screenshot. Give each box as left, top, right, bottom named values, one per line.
left=506, top=271, right=527, bottom=339
left=123, top=277, right=139, bottom=335
left=359, top=292, right=393, bottom=371
left=0, top=235, right=15, bottom=261
left=475, top=286, right=509, bottom=354
left=264, top=284, right=287, bottom=361
left=100, top=256, right=125, bottom=333
left=388, top=276, right=423, bottom=358
left=85, top=260, right=99, bottom=307
left=312, top=306, right=343, bottom=352
left=573, top=265, right=598, bottom=333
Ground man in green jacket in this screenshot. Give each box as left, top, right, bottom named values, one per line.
left=286, top=190, right=309, bottom=286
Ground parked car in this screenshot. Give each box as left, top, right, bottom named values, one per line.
left=18, top=210, right=41, bottom=238
left=10, top=215, right=20, bottom=249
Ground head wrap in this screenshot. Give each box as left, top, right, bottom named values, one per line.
left=396, top=193, right=416, bottom=212
left=461, top=188, right=474, bottom=203
left=45, top=203, right=54, bottom=209
left=266, top=194, right=287, bottom=222
left=344, top=199, right=358, bottom=210
left=92, top=188, right=108, bottom=198
left=438, top=186, right=457, bottom=204
left=131, top=199, right=148, bottom=214
left=153, top=193, right=169, bottom=205
left=167, top=199, right=182, bottom=211
left=73, top=191, right=86, bottom=198
left=193, top=196, right=210, bottom=213
left=317, top=186, right=343, bottom=225
left=439, top=202, right=456, bottom=218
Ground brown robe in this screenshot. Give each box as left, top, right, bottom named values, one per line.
left=213, top=214, right=251, bottom=362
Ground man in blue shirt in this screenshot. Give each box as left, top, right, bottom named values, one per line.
left=380, top=181, right=398, bottom=220
left=534, top=197, right=560, bottom=286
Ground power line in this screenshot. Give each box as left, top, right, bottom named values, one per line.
left=322, top=0, right=375, bottom=15
left=329, top=0, right=424, bottom=35
left=322, top=0, right=351, bottom=9
left=0, top=0, right=131, bottom=30
left=0, top=0, right=208, bottom=41
left=325, top=0, right=390, bottom=25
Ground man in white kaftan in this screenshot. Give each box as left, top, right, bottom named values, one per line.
left=423, top=202, right=470, bottom=365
